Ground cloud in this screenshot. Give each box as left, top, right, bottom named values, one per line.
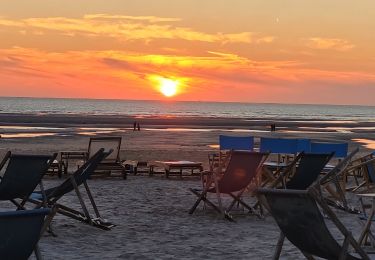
left=0, top=14, right=273, bottom=44
left=306, top=37, right=355, bottom=51
left=1, top=47, right=374, bottom=104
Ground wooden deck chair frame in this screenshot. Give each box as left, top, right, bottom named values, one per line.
left=29, top=149, right=114, bottom=230
left=346, top=155, right=375, bottom=193
left=257, top=187, right=369, bottom=260
left=189, top=151, right=269, bottom=221
left=87, top=136, right=127, bottom=179
left=314, top=148, right=359, bottom=213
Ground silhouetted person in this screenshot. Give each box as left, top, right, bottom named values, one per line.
left=137, top=122, right=141, bottom=131
left=133, top=121, right=137, bottom=131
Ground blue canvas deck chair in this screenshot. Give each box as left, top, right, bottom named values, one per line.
left=29, top=148, right=115, bottom=230
left=311, top=141, right=348, bottom=172
left=190, top=151, right=269, bottom=221
left=0, top=151, right=57, bottom=209
left=209, top=135, right=254, bottom=171
left=260, top=137, right=311, bottom=166
left=269, top=152, right=333, bottom=190
left=257, top=188, right=369, bottom=260
left=260, top=137, right=311, bottom=185
left=0, top=208, right=51, bottom=260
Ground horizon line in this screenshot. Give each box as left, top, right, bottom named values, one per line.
left=0, top=95, right=374, bottom=108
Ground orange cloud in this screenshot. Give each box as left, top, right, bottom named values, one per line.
left=0, top=14, right=274, bottom=44
left=306, top=37, right=355, bottom=51
left=1, top=46, right=374, bottom=104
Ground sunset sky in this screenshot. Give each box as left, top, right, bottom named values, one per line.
left=0, top=0, right=374, bottom=105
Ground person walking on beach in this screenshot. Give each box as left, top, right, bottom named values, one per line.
left=133, top=121, right=137, bottom=131
left=137, top=122, right=141, bottom=131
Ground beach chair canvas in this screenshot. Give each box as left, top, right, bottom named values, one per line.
left=190, top=151, right=269, bottom=220
left=87, top=136, right=126, bottom=178
left=257, top=188, right=369, bottom=259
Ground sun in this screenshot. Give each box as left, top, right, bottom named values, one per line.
left=148, top=75, right=183, bottom=98
left=159, top=78, right=178, bottom=97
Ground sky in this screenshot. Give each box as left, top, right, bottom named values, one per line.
left=0, top=0, right=374, bottom=105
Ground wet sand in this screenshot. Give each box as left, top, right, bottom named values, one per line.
left=0, top=113, right=375, bottom=259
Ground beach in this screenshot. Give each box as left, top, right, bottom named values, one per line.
left=0, top=111, right=375, bottom=259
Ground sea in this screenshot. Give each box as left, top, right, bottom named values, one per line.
left=0, top=97, right=374, bottom=121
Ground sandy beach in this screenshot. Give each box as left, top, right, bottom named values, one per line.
left=1, top=113, right=375, bottom=259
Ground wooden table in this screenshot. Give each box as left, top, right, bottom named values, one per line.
left=147, top=160, right=203, bottom=178
left=357, top=193, right=375, bottom=248
left=59, top=151, right=87, bottom=176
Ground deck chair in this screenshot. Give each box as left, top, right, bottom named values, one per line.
left=0, top=152, right=57, bottom=209
left=209, top=135, right=254, bottom=171
left=0, top=208, right=51, bottom=260
left=87, top=136, right=126, bottom=179
left=29, top=148, right=115, bottom=230
left=316, top=149, right=359, bottom=213
left=346, top=154, right=375, bottom=193
left=269, top=152, right=333, bottom=190
left=257, top=188, right=369, bottom=260
left=189, top=151, right=269, bottom=221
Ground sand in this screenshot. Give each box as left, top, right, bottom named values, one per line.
left=1, top=114, right=375, bottom=259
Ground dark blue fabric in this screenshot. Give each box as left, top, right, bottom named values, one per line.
left=219, top=135, right=254, bottom=151
left=0, top=208, right=50, bottom=259
left=260, top=137, right=298, bottom=154
left=310, top=142, right=348, bottom=158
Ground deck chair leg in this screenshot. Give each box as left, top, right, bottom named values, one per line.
left=70, top=176, right=93, bottom=225
left=41, top=205, right=58, bottom=236
left=34, top=244, right=43, bottom=260
left=188, top=189, right=206, bottom=214
left=339, top=236, right=350, bottom=260
left=273, top=231, right=285, bottom=260
left=83, top=181, right=101, bottom=218
left=189, top=189, right=224, bottom=215
left=358, top=198, right=375, bottom=246
left=11, top=198, right=25, bottom=210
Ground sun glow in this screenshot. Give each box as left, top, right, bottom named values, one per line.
left=149, top=75, right=180, bottom=97
left=160, top=78, right=178, bottom=97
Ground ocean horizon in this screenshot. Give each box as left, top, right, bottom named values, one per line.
left=1, top=96, right=374, bottom=122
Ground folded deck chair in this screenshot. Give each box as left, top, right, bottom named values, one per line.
left=29, top=148, right=115, bottom=230
left=189, top=151, right=269, bottom=220
left=87, top=136, right=127, bottom=179
left=0, top=152, right=57, bottom=209
left=0, top=208, right=51, bottom=260
left=257, top=188, right=369, bottom=260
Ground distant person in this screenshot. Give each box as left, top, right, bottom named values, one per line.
left=133, top=121, right=137, bottom=131
left=270, top=123, right=276, bottom=132
left=137, top=122, right=141, bottom=131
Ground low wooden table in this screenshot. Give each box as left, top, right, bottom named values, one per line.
left=148, top=160, right=203, bottom=178
left=59, top=151, right=87, bottom=176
